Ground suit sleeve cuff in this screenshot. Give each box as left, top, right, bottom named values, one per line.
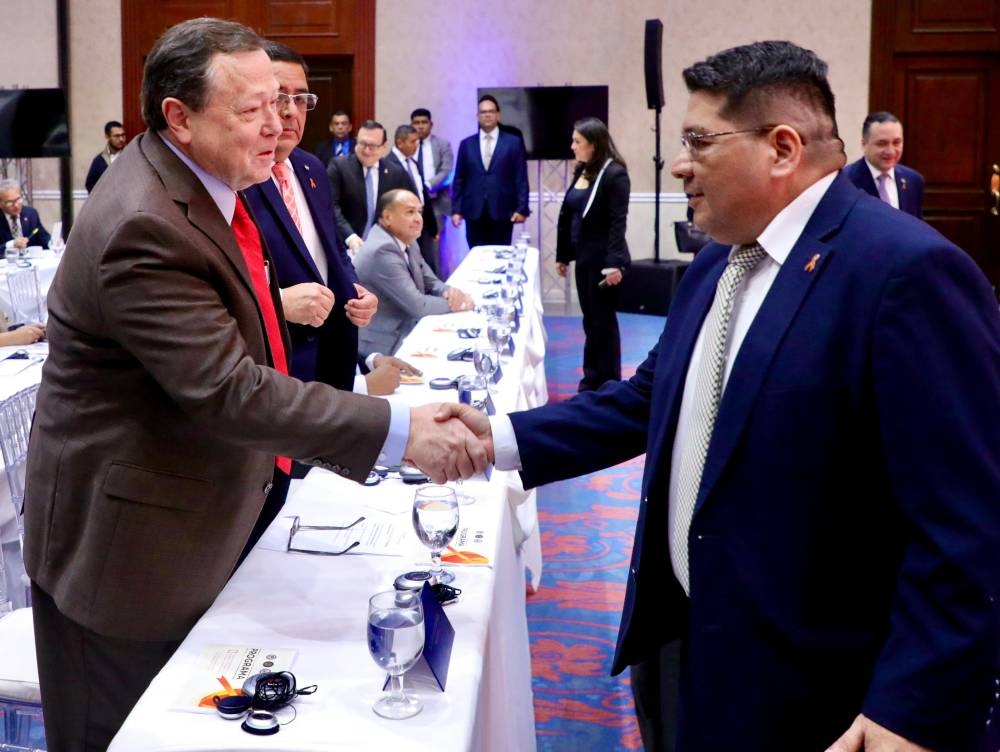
left=489, top=414, right=522, bottom=471
left=377, top=401, right=410, bottom=465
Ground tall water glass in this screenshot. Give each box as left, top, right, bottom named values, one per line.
left=367, top=589, right=424, bottom=719
left=412, top=485, right=459, bottom=585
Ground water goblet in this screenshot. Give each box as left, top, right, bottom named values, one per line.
left=473, top=343, right=500, bottom=386
left=412, top=485, right=459, bottom=585
left=367, top=589, right=425, bottom=719
left=487, top=316, right=511, bottom=359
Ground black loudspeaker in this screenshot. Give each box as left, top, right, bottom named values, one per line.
left=617, top=259, right=689, bottom=316
left=644, top=20, right=664, bottom=110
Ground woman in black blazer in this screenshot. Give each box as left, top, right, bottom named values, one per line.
left=556, top=117, right=631, bottom=391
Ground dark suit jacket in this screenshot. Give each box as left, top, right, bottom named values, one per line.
left=326, top=153, right=411, bottom=242
left=314, top=136, right=354, bottom=168
left=509, top=172, right=1000, bottom=751
left=352, top=224, right=449, bottom=357
left=0, top=205, right=50, bottom=248
left=451, top=129, right=529, bottom=221
left=556, top=160, right=631, bottom=269
left=384, top=150, right=439, bottom=238
left=23, top=131, right=390, bottom=643
left=85, top=151, right=111, bottom=193
left=244, top=148, right=359, bottom=391
left=844, top=157, right=924, bottom=218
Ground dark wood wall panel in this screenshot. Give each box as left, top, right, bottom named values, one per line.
left=894, top=0, right=1000, bottom=51
left=904, top=68, right=985, bottom=187
left=120, top=0, right=374, bottom=138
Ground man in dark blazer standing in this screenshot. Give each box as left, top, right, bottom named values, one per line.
left=243, top=42, right=410, bottom=400
left=313, top=110, right=354, bottom=168
left=386, top=123, right=440, bottom=272
left=0, top=179, right=50, bottom=250
left=845, top=111, right=924, bottom=218
left=444, top=41, right=1000, bottom=752
left=22, top=19, right=486, bottom=749
left=326, top=119, right=411, bottom=255
left=451, top=94, right=530, bottom=248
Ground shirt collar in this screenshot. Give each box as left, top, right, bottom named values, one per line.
left=864, top=158, right=895, bottom=183
left=161, top=134, right=237, bottom=223
left=480, top=128, right=498, bottom=140
left=751, top=171, right=838, bottom=266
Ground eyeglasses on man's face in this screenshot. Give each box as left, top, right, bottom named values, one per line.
left=276, top=92, right=318, bottom=112
left=680, top=125, right=776, bottom=160
left=1, top=195, right=24, bottom=209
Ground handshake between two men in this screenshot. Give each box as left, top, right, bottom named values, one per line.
left=401, top=403, right=496, bottom=483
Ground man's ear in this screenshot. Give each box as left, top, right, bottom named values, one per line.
left=162, top=98, right=193, bottom=145
left=770, top=124, right=804, bottom=178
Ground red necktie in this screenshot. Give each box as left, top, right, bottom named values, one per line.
left=231, top=197, right=292, bottom=474
left=272, top=162, right=303, bottom=233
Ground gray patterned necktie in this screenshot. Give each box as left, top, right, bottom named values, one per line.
left=671, top=243, right=768, bottom=594
left=9, top=215, right=20, bottom=240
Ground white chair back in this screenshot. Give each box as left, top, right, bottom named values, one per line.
left=4, top=267, right=44, bottom=325
left=0, top=385, right=38, bottom=613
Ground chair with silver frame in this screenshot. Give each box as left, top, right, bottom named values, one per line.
left=0, top=384, right=43, bottom=750
left=5, top=267, right=44, bottom=325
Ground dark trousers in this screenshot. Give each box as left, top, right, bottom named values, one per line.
left=236, top=465, right=291, bottom=569
left=418, top=230, right=440, bottom=276
left=465, top=215, right=514, bottom=248
left=575, top=261, right=622, bottom=391
left=30, top=582, right=181, bottom=752
left=631, top=639, right=682, bottom=752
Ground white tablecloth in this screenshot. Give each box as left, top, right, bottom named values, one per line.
left=110, top=246, right=547, bottom=751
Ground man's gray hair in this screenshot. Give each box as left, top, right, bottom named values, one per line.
left=141, top=18, right=264, bottom=132
left=0, top=179, right=22, bottom=194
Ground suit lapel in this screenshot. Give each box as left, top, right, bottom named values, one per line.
left=140, top=132, right=257, bottom=300
left=406, top=242, right=423, bottom=289
left=695, top=174, right=858, bottom=514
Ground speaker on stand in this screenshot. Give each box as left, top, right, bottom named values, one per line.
left=620, top=19, right=690, bottom=315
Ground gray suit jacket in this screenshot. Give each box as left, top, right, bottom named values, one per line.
left=353, top=223, right=449, bottom=357
left=421, top=133, right=453, bottom=215
left=24, top=131, right=390, bottom=642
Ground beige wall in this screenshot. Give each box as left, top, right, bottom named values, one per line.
left=9, top=0, right=871, bottom=260
left=376, top=0, right=872, bottom=260
left=5, top=0, right=121, bottom=229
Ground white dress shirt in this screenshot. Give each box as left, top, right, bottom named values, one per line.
left=391, top=147, right=424, bottom=204
left=418, top=138, right=435, bottom=190
left=479, top=128, right=498, bottom=168
left=272, top=158, right=328, bottom=284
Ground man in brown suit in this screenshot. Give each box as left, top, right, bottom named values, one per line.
left=22, top=18, right=485, bottom=750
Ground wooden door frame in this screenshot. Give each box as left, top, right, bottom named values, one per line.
left=119, top=0, right=374, bottom=139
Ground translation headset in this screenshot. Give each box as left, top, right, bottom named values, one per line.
left=213, top=671, right=317, bottom=735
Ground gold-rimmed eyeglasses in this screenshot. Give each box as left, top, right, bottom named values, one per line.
left=680, top=125, right=776, bottom=160
left=285, top=514, right=365, bottom=556
left=277, top=92, right=319, bottom=112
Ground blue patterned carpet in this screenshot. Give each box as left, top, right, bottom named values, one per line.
left=529, top=313, right=666, bottom=752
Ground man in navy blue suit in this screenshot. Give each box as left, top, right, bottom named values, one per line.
left=845, top=111, right=924, bottom=218
left=442, top=41, right=1000, bottom=752
left=313, top=110, right=354, bottom=168
left=241, top=42, right=417, bottom=553
left=0, top=179, right=50, bottom=250
left=451, top=94, right=529, bottom=248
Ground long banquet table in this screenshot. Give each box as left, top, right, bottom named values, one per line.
left=109, top=246, right=547, bottom=751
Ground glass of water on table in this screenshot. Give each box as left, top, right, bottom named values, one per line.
left=367, top=589, right=425, bottom=719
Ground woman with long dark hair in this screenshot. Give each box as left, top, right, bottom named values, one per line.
left=556, top=116, right=631, bottom=391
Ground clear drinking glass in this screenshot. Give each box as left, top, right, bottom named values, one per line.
left=473, top=343, right=499, bottom=384
left=487, top=316, right=511, bottom=359
left=367, top=589, right=425, bottom=719
left=412, top=485, right=459, bottom=585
